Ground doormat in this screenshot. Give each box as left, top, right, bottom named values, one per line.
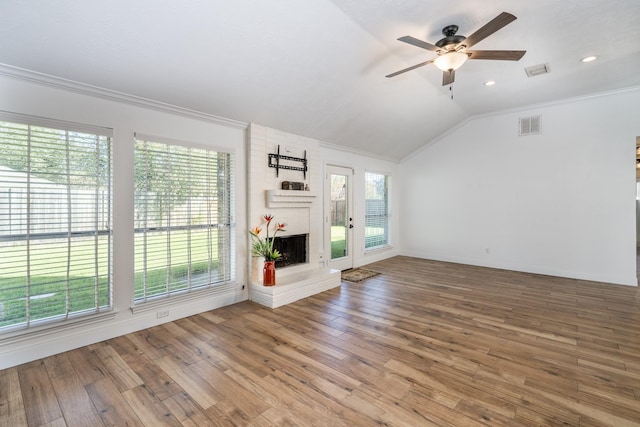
left=341, top=268, right=380, bottom=283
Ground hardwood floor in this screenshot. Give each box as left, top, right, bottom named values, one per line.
left=2, top=256, right=640, bottom=426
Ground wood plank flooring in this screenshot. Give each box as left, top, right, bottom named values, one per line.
left=2, top=255, right=640, bottom=426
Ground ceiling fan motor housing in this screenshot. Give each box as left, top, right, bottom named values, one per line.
left=435, top=25, right=466, bottom=50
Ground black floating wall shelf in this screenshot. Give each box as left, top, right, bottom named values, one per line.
left=268, top=145, right=307, bottom=179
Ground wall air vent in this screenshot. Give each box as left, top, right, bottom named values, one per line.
left=524, top=63, right=550, bottom=77
left=519, top=115, right=541, bottom=136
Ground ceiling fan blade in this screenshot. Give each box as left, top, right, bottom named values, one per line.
left=467, top=50, right=526, bottom=60
left=442, top=69, right=455, bottom=86
left=460, top=12, right=517, bottom=49
left=385, top=59, right=435, bottom=78
left=398, top=36, right=440, bottom=52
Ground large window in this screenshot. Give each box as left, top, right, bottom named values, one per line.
left=364, top=171, right=390, bottom=249
left=134, top=135, right=235, bottom=303
left=0, top=113, right=112, bottom=331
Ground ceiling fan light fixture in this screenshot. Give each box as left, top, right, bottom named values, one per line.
left=434, top=51, right=469, bottom=71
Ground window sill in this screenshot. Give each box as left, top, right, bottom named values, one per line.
left=130, top=281, right=239, bottom=314
left=0, top=310, right=118, bottom=345
left=365, top=244, right=393, bottom=254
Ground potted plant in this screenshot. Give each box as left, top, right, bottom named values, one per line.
left=250, top=214, right=286, bottom=286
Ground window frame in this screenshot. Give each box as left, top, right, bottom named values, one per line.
left=0, top=111, right=113, bottom=333
left=364, top=170, right=391, bottom=251
left=132, top=133, right=236, bottom=306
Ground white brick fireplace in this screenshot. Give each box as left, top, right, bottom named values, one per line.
left=248, top=124, right=340, bottom=308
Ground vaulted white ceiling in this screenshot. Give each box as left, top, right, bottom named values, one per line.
left=1, top=0, right=639, bottom=160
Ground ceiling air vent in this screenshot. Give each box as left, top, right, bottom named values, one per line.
left=524, top=63, right=550, bottom=77
left=519, top=115, right=541, bottom=136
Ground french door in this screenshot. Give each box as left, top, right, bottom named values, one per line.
left=326, top=165, right=353, bottom=271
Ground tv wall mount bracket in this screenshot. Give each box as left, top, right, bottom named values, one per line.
left=268, top=145, right=307, bottom=179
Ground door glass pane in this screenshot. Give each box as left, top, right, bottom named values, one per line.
left=330, top=173, right=348, bottom=260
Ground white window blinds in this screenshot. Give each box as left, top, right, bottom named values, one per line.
left=364, top=172, right=390, bottom=249
left=134, top=135, right=235, bottom=303
left=0, top=113, right=113, bottom=331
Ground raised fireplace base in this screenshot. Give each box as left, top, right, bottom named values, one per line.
left=249, top=268, right=341, bottom=309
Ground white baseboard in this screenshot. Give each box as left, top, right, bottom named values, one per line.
left=400, top=250, right=638, bottom=287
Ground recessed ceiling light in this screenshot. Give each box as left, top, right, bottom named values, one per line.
left=484, top=80, right=496, bottom=86
left=581, top=56, right=597, bottom=63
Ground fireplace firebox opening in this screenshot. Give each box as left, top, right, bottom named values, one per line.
left=272, top=234, right=308, bottom=268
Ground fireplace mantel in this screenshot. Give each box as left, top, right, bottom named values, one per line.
left=266, top=190, right=317, bottom=208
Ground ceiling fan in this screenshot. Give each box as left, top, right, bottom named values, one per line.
left=386, top=12, right=526, bottom=85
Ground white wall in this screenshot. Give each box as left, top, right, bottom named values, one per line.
left=399, top=88, right=640, bottom=286
left=0, top=69, right=249, bottom=369
left=319, top=144, right=401, bottom=268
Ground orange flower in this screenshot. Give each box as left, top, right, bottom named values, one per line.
left=250, top=215, right=285, bottom=261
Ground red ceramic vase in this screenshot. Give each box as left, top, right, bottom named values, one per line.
left=263, top=261, right=276, bottom=286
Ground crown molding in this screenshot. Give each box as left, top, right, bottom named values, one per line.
left=0, top=63, right=248, bottom=129
left=319, top=140, right=398, bottom=163
left=401, top=85, right=640, bottom=163
left=474, top=84, right=640, bottom=121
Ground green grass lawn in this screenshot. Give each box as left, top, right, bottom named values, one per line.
left=133, top=229, right=221, bottom=299
left=365, top=226, right=387, bottom=249
left=331, top=226, right=347, bottom=259
left=0, top=236, right=111, bottom=327
left=330, top=226, right=386, bottom=259
left=0, top=229, right=221, bottom=328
